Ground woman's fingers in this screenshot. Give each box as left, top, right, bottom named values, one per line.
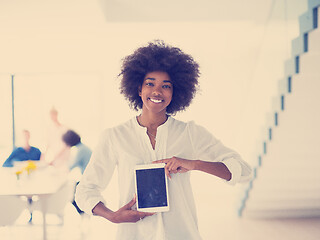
left=166, top=157, right=179, bottom=172
left=114, top=198, right=154, bottom=223
left=153, top=157, right=189, bottom=178
left=165, top=167, right=171, bottom=180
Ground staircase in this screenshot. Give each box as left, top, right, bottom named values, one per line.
left=239, top=0, right=320, bottom=218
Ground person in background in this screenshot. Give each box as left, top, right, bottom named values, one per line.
left=2, top=129, right=41, bottom=168
left=62, top=129, right=92, bottom=175
left=2, top=129, right=41, bottom=224
left=62, top=129, right=92, bottom=215
left=41, top=107, right=69, bottom=170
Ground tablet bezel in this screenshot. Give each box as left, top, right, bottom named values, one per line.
left=134, top=163, right=170, bottom=213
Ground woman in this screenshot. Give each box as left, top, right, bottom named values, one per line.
left=75, top=40, right=252, bottom=239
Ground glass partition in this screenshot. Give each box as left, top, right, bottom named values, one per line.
left=0, top=75, right=13, bottom=166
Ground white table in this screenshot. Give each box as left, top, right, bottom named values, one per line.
left=0, top=166, right=68, bottom=240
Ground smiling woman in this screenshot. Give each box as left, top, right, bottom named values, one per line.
left=75, top=40, right=252, bottom=240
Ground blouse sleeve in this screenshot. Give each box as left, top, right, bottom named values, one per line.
left=75, top=129, right=117, bottom=214
left=187, top=121, right=252, bottom=185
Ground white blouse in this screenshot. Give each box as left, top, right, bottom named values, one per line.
left=75, top=116, right=252, bottom=240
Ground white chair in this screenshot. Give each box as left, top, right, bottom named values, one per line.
left=0, top=195, right=26, bottom=226
left=32, top=180, right=75, bottom=224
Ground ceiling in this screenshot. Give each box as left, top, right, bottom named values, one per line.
left=99, top=0, right=306, bottom=23
left=0, top=0, right=307, bottom=29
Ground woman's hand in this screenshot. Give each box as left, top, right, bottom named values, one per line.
left=111, top=196, right=155, bottom=223
left=153, top=157, right=197, bottom=179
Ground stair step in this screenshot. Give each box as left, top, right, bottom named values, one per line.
left=243, top=208, right=320, bottom=218
left=247, top=189, right=320, bottom=201
left=245, top=199, right=320, bottom=211
left=246, top=183, right=320, bottom=197
left=252, top=176, right=320, bottom=188
left=291, top=35, right=307, bottom=56
left=254, top=168, right=320, bottom=180
left=284, top=51, right=320, bottom=77
left=290, top=25, right=320, bottom=56
left=308, top=0, right=320, bottom=11
left=299, top=9, right=315, bottom=34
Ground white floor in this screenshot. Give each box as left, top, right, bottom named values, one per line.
left=1, top=202, right=320, bottom=240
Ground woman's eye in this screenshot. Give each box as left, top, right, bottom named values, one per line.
left=163, top=85, right=171, bottom=89
left=146, top=82, right=154, bottom=86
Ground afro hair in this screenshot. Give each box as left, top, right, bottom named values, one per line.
left=119, top=40, right=200, bottom=114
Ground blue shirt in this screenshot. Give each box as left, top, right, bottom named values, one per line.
left=2, top=147, right=41, bottom=167
left=69, top=143, right=92, bottom=174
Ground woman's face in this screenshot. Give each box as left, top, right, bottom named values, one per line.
left=139, top=71, right=173, bottom=115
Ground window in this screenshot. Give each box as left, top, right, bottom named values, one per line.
left=0, top=75, right=13, bottom=165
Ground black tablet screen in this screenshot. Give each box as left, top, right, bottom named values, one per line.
left=136, top=168, right=168, bottom=208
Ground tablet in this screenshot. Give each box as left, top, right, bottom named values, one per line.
left=134, top=163, right=169, bottom=212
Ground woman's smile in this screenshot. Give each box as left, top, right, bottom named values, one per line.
left=149, top=98, right=164, bottom=104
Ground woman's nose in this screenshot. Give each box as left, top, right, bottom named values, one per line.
left=152, top=86, right=162, bottom=95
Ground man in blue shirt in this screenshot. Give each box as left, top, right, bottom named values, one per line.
left=2, top=129, right=41, bottom=167
left=2, top=129, right=41, bottom=223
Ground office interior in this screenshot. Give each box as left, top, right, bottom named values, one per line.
left=0, top=0, right=320, bottom=239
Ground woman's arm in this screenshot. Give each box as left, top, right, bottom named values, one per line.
left=92, top=196, right=154, bottom=223
left=153, top=157, right=231, bottom=181
left=193, top=160, right=231, bottom=180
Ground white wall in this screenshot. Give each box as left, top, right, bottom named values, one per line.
left=0, top=19, right=304, bottom=158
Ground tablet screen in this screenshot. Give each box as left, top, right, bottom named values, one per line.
left=134, top=163, right=169, bottom=212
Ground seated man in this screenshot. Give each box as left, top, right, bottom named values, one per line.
left=2, top=129, right=41, bottom=223
left=2, top=129, right=41, bottom=167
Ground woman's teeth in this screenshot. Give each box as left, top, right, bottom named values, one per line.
left=150, top=98, right=163, bottom=103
